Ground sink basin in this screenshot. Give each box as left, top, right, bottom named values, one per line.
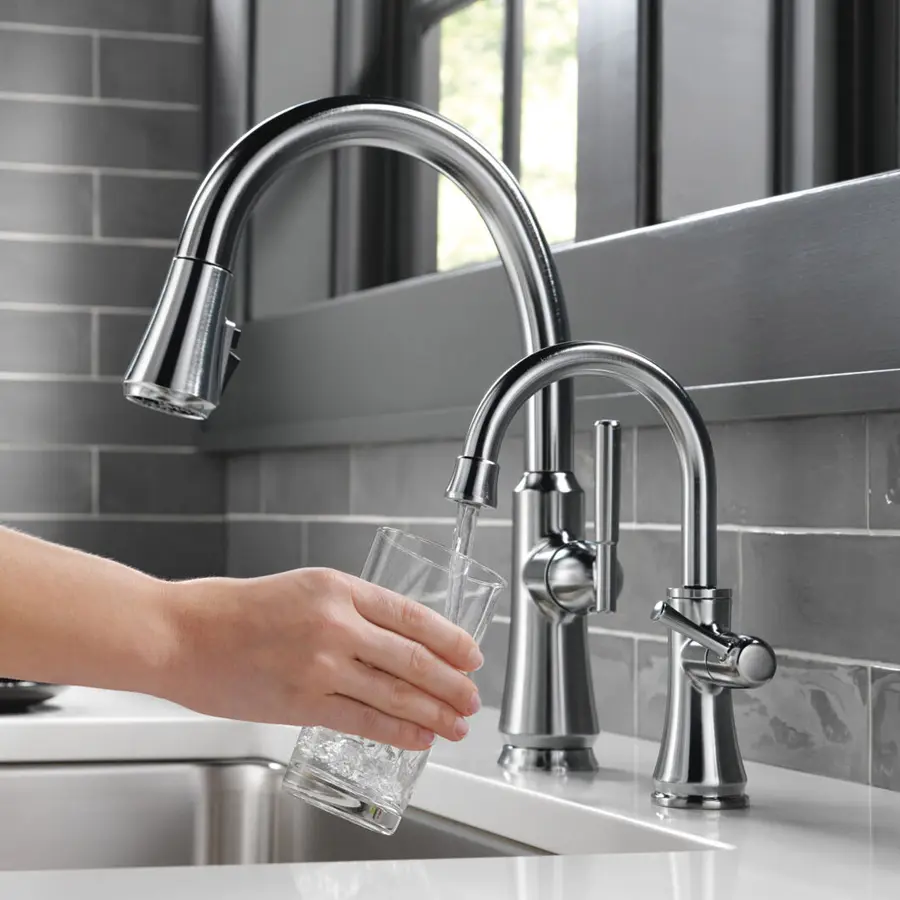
left=0, top=760, right=544, bottom=871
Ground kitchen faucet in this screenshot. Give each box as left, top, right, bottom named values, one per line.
left=447, top=340, right=776, bottom=808
left=123, top=97, right=775, bottom=808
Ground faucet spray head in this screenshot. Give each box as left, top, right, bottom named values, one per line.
left=445, top=456, right=500, bottom=508
left=123, top=258, right=240, bottom=420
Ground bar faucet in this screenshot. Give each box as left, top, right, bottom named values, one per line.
left=446, top=340, right=777, bottom=808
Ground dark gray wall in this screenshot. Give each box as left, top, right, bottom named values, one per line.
left=0, top=0, right=223, bottom=578
left=226, top=410, right=900, bottom=792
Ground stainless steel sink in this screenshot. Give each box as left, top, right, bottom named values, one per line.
left=0, top=759, right=543, bottom=871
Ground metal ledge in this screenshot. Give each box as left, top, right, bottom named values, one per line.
left=199, top=169, right=900, bottom=451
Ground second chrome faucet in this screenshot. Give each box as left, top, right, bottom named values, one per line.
left=447, top=341, right=777, bottom=809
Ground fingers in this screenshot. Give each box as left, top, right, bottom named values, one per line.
left=339, top=661, right=470, bottom=743
left=357, top=626, right=481, bottom=718
left=348, top=576, right=484, bottom=672
left=317, top=695, right=436, bottom=751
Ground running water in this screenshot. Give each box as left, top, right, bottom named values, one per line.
left=446, top=502, right=479, bottom=626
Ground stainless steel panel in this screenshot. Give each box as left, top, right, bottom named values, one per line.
left=0, top=760, right=543, bottom=872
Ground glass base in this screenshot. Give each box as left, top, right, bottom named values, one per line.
left=282, top=764, right=402, bottom=836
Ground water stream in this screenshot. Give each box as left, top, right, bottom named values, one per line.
left=446, top=502, right=479, bottom=626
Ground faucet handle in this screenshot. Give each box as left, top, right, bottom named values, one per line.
left=593, top=420, right=621, bottom=612
left=653, top=600, right=777, bottom=690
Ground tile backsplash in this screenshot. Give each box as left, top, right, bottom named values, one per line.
left=227, top=412, right=900, bottom=791
left=0, top=0, right=223, bottom=579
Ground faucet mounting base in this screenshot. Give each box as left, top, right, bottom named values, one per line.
left=651, top=791, right=748, bottom=810
left=498, top=746, right=598, bottom=774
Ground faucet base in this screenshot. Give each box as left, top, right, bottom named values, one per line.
left=651, top=791, right=748, bottom=810
left=498, top=745, right=598, bottom=774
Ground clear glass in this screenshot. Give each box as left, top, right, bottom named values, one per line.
left=437, top=0, right=579, bottom=272
left=282, top=527, right=505, bottom=835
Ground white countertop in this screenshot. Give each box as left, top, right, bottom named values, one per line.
left=1, top=687, right=898, bottom=898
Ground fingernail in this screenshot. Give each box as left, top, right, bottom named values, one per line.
left=421, top=729, right=436, bottom=746
left=467, top=692, right=482, bottom=715
left=454, top=717, right=470, bottom=739
left=467, top=648, right=485, bottom=671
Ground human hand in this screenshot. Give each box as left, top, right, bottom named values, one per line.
left=158, top=568, right=484, bottom=751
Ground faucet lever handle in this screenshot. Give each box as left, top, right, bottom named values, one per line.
left=593, top=420, right=621, bottom=612
left=653, top=601, right=777, bottom=690
left=652, top=601, right=734, bottom=656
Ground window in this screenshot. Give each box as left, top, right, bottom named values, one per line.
left=437, top=0, right=579, bottom=272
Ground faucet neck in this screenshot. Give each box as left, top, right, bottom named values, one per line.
left=177, top=96, right=573, bottom=470
left=453, top=341, right=717, bottom=586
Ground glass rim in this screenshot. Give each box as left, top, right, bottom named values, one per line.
left=376, top=526, right=507, bottom=590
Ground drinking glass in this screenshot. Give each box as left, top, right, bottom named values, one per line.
left=281, top=526, right=505, bottom=835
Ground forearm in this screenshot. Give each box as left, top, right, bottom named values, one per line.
left=0, top=526, right=175, bottom=694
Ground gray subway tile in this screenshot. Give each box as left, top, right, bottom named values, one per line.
left=350, top=437, right=525, bottom=520
left=868, top=413, right=900, bottom=530
left=0, top=1, right=204, bottom=34
left=741, top=532, right=900, bottom=664
left=636, top=416, right=868, bottom=528
left=872, top=666, right=900, bottom=791
left=100, top=37, right=202, bottom=104
left=261, top=448, right=351, bottom=515
left=588, top=630, right=635, bottom=737
left=607, top=528, right=740, bottom=635
left=0, top=309, right=91, bottom=374
left=0, top=449, right=91, bottom=513
left=0, top=380, right=197, bottom=445
left=306, top=522, right=379, bottom=576
left=733, top=655, right=869, bottom=784
left=97, top=313, right=148, bottom=376
left=636, top=639, right=669, bottom=741
left=99, top=451, right=223, bottom=515
left=17, top=519, right=224, bottom=580
left=227, top=522, right=306, bottom=578
left=0, top=241, right=172, bottom=308
left=226, top=455, right=261, bottom=513
left=0, top=170, right=92, bottom=235
left=0, top=29, right=91, bottom=95
left=575, top=426, right=636, bottom=523
left=99, top=175, right=198, bottom=240
left=0, top=100, right=201, bottom=170
left=473, top=619, right=509, bottom=710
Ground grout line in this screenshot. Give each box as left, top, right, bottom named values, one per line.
left=0, top=231, right=177, bottom=248
left=587, top=623, right=666, bottom=643
left=225, top=513, right=515, bottom=526
left=631, top=427, right=639, bottom=522
left=0, top=161, right=200, bottom=178
left=222, top=512, right=900, bottom=539
left=0, top=302, right=152, bottom=315
left=0, top=22, right=203, bottom=43
left=868, top=665, right=874, bottom=787
left=0, top=373, right=120, bottom=384
left=91, top=32, right=100, bottom=97
left=89, top=310, right=100, bottom=376
left=0, top=513, right=225, bottom=523
left=0, top=443, right=197, bottom=453
left=632, top=635, right=640, bottom=738
left=865, top=415, right=872, bottom=531
left=91, top=170, right=101, bottom=238
left=0, top=90, right=199, bottom=112
left=90, top=447, right=100, bottom=515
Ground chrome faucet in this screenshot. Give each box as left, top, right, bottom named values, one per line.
left=123, top=97, right=596, bottom=763
left=446, top=341, right=777, bottom=808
